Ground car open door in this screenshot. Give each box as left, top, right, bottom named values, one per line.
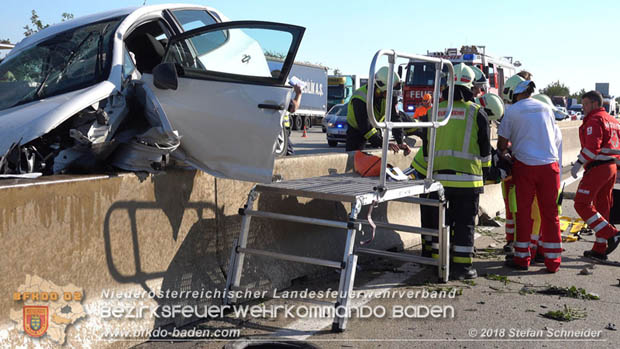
left=147, top=21, right=304, bottom=183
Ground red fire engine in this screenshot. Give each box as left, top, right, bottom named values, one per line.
left=401, top=45, right=519, bottom=117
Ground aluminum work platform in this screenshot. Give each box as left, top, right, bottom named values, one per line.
left=224, top=174, right=449, bottom=332
left=224, top=49, right=456, bottom=332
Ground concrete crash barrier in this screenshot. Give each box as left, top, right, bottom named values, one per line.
left=0, top=123, right=580, bottom=347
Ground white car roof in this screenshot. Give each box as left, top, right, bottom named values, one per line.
left=9, top=3, right=224, bottom=57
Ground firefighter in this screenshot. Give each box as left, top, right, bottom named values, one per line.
left=345, top=66, right=410, bottom=155
left=409, top=92, right=502, bottom=264
left=498, top=80, right=563, bottom=272
left=572, top=90, right=620, bottom=260
left=420, top=63, right=491, bottom=280
left=413, top=93, right=432, bottom=119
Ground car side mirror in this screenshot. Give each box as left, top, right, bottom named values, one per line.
left=153, top=63, right=178, bottom=90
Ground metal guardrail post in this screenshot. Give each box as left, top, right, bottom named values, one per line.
left=426, top=60, right=444, bottom=183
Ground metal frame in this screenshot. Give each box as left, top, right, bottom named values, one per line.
left=223, top=177, right=449, bottom=332
left=224, top=49, right=455, bottom=332
left=366, top=50, right=455, bottom=191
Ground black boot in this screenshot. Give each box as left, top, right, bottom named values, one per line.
left=606, top=232, right=620, bottom=255
left=503, top=241, right=514, bottom=255
left=584, top=250, right=608, bottom=261
left=504, top=258, right=528, bottom=270
left=450, top=264, right=478, bottom=280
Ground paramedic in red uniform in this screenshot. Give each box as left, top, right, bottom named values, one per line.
left=497, top=80, right=563, bottom=272
left=572, top=90, right=620, bottom=260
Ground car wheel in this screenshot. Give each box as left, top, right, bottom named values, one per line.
left=274, top=127, right=288, bottom=157
left=303, top=116, right=311, bottom=129
left=328, top=140, right=338, bottom=147
left=293, top=115, right=302, bottom=131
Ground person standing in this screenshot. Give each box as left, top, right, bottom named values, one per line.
left=571, top=90, right=620, bottom=260
left=346, top=66, right=410, bottom=155
left=422, top=63, right=492, bottom=280
left=498, top=80, right=562, bottom=272
left=282, top=84, right=303, bottom=156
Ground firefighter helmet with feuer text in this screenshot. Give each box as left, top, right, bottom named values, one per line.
left=453, top=63, right=475, bottom=89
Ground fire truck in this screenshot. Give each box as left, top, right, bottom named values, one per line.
left=401, top=45, right=519, bottom=117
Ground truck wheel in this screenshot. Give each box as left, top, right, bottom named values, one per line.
left=328, top=140, right=338, bottom=147
left=274, top=127, right=288, bottom=157
left=293, top=115, right=302, bottom=131
left=303, top=116, right=311, bottom=129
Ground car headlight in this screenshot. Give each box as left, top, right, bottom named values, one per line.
left=328, top=122, right=335, bottom=127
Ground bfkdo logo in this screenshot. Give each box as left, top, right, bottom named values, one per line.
left=11, top=275, right=86, bottom=345
left=23, top=306, right=49, bottom=337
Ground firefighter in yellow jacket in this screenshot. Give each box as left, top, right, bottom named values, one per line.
left=407, top=64, right=492, bottom=280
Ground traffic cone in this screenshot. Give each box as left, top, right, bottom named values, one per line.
left=302, top=126, right=307, bottom=137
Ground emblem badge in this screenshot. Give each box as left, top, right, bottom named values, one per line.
left=23, top=306, right=48, bottom=337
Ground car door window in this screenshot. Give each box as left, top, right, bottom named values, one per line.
left=172, top=9, right=218, bottom=31
left=163, top=21, right=304, bottom=85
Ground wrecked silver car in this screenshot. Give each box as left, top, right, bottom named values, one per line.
left=0, top=4, right=304, bottom=183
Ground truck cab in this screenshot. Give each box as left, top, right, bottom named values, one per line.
left=328, top=75, right=356, bottom=110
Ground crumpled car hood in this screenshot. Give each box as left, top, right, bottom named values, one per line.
left=0, top=81, right=116, bottom=154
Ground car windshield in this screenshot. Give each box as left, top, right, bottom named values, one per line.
left=328, top=85, right=344, bottom=99
left=0, top=17, right=123, bottom=112
left=406, top=62, right=436, bottom=87
left=328, top=104, right=347, bottom=116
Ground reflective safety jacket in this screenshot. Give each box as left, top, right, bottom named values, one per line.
left=347, top=85, right=386, bottom=139
left=423, top=100, right=492, bottom=188
left=283, top=113, right=290, bottom=128
left=578, top=107, right=620, bottom=167
left=411, top=147, right=428, bottom=177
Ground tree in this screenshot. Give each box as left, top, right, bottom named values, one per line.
left=23, top=10, right=74, bottom=37
left=570, top=88, right=587, bottom=103
left=1, top=39, right=11, bottom=44
left=540, top=81, right=570, bottom=97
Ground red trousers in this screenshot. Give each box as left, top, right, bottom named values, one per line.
left=512, top=160, right=561, bottom=271
left=574, top=162, right=617, bottom=254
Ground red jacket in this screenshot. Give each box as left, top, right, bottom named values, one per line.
left=578, top=107, right=620, bottom=166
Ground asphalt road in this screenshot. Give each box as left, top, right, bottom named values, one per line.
left=137, top=171, right=620, bottom=349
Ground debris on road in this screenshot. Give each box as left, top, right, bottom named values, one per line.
left=542, top=305, right=586, bottom=321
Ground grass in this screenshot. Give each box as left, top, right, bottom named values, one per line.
left=475, top=248, right=503, bottom=260
left=485, top=273, right=510, bottom=285
left=536, top=286, right=599, bottom=300
left=542, top=305, right=587, bottom=321
left=493, top=216, right=506, bottom=223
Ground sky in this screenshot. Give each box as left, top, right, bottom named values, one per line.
left=2, top=0, right=619, bottom=96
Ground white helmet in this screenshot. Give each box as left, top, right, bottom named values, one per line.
left=501, top=74, right=526, bottom=104
left=375, top=66, right=401, bottom=92
left=453, top=63, right=475, bottom=89
left=470, top=65, right=488, bottom=86
left=475, top=93, right=504, bottom=121
left=532, top=93, right=553, bottom=106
